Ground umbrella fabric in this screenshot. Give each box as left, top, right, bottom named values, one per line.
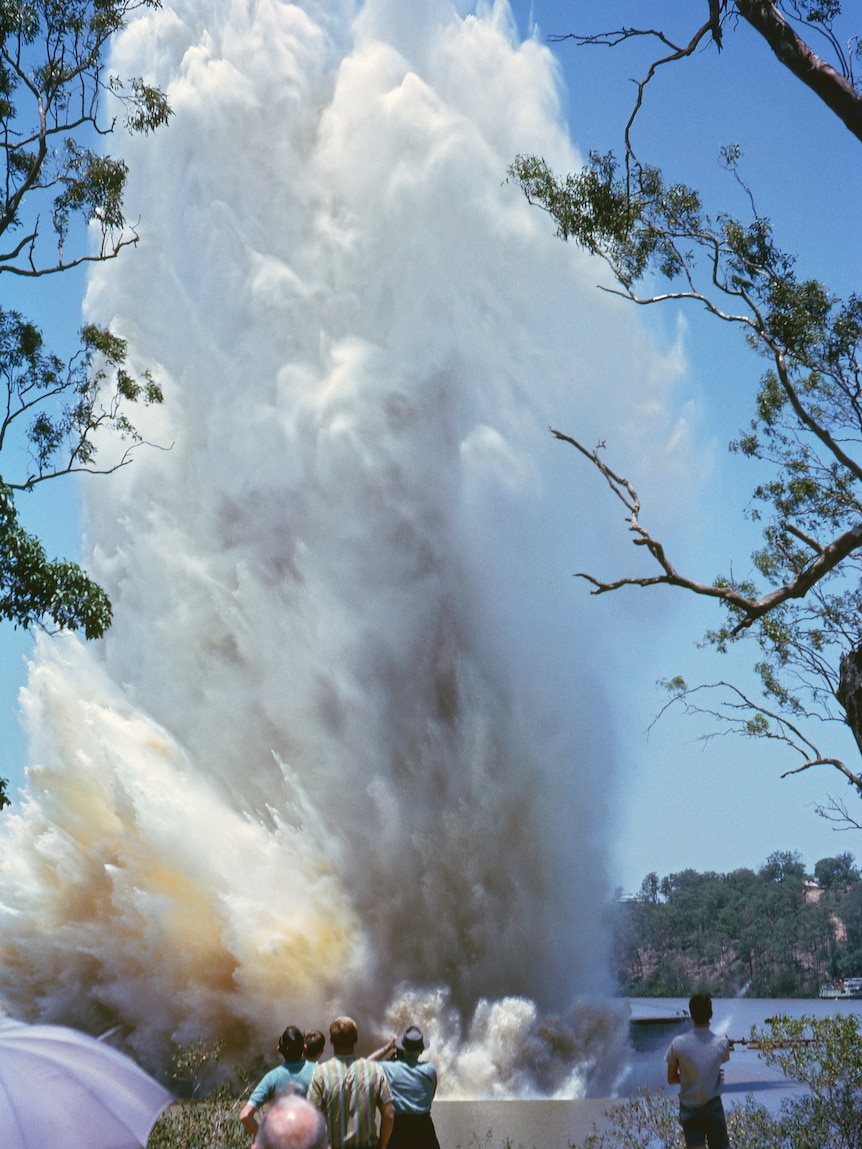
left=0, top=1017, right=173, bottom=1149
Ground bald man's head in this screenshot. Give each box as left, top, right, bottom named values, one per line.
left=254, top=1094, right=329, bottom=1149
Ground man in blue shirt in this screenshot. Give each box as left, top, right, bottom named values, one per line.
left=241, top=1025, right=315, bottom=1141
left=369, top=1026, right=439, bottom=1149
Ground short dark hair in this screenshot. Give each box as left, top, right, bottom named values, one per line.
left=689, top=993, right=713, bottom=1025
left=304, top=1030, right=325, bottom=1059
left=278, top=1025, right=305, bottom=1060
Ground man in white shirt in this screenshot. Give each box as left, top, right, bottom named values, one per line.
left=666, top=993, right=732, bottom=1148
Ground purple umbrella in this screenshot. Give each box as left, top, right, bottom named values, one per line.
left=0, top=1017, right=173, bottom=1149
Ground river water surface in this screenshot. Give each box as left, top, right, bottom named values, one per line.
left=432, top=997, right=862, bottom=1149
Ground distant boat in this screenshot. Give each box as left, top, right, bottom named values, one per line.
left=629, top=1011, right=691, bottom=1050
left=819, top=977, right=862, bottom=999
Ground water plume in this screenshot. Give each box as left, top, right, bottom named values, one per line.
left=0, top=0, right=687, bottom=1096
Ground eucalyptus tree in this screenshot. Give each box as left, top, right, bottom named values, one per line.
left=509, top=1, right=862, bottom=820
left=0, top=0, right=171, bottom=808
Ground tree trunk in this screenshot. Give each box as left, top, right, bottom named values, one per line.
left=837, top=646, right=862, bottom=756
left=736, top=0, right=862, bottom=144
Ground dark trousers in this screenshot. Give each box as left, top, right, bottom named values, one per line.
left=678, top=1095, right=730, bottom=1149
left=388, top=1112, right=440, bottom=1149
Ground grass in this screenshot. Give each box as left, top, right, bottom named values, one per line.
left=149, top=1104, right=540, bottom=1149
left=148, top=1099, right=250, bottom=1149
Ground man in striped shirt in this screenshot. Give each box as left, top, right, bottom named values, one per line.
left=308, top=1017, right=394, bottom=1149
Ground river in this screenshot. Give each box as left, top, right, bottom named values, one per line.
left=432, top=996, right=862, bottom=1148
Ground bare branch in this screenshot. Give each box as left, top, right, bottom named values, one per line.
left=781, top=755, right=853, bottom=779
left=549, top=28, right=690, bottom=52
left=770, top=348, right=862, bottom=486
left=554, top=4, right=862, bottom=145
left=656, top=679, right=862, bottom=793
left=620, top=17, right=720, bottom=169
left=551, top=427, right=862, bottom=631
left=0, top=231, right=139, bottom=276
left=548, top=8, right=726, bottom=169
left=783, top=521, right=826, bottom=555
left=595, top=279, right=754, bottom=326
left=817, top=796, right=862, bottom=831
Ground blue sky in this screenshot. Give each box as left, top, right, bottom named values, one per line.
left=2, top=0, right=862, bottom=895
left=503, top=0, right=862, bottom=889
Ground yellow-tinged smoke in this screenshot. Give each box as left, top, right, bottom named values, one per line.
left=0, top=0, right=690, bottom=1096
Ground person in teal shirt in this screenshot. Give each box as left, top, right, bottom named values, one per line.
left=369, top=1026, right=439, bottom=1149
left=240, top=1025, right=315, bottom=1142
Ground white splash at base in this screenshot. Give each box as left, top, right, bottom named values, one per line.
left=0, top=0, right=689, bottom=1095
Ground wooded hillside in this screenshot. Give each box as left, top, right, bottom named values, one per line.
left=613, top=851, right=862, bottom=997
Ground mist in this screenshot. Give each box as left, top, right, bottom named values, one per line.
left=0, top=0, right=688, bottom=1097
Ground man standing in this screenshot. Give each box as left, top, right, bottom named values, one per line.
left=309, top=1017, right=393, bottom=1149
left=666, top=993, right=732, bottom=1149
left=369, top=1025, right=439, bottom=1149
left=241, top=1025, right=315, bottom=1140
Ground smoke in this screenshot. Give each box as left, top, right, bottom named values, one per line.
left=0, top=0, right=687, bottom=1096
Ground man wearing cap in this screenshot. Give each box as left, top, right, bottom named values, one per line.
left=369, top=1026, right=439, bottom=1149
left=308, top=1016, right=393, bottom=1149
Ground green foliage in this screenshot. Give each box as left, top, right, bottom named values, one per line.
left=168, top=1037, right=225, bottom=1100
left=142, top=1014, right=862, bottom=1149
left=614, top=853, right=859, bottom=997
left=0, top=300, right=163, bottom=653
left=0, top=1, right=171, bottom=809
left=0, top=3, right=169, bottom=626
left=575, top=1086, right=685, bottom=1149
left=572, top=1013, right=862, bottom=1149
left=0, top=309, right=162, bottom=484
left=148, top=1100, right=248, bottom=1149
left=146, top=1040, right=276, bottom=1149
left=0, top=0, right=172, bottom=270
left=511, top=152, right=701, bottom=289
left=511, top=4, right=862, bottom=803
left=0, top=479, right=111, bottom=636
left=753, top=1013, right=862, bottom=1149
left=815, top=853, right=861, bottom=890
left=726, top=1093, right=788, bottom=1149
left=571, top=1089, right=786, bottom=1149
left=761, top=850, right=806, bottom=883
left=524, top=149, right=862, bottom=744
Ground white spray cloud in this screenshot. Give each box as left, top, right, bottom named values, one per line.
left=0, top=0, right=691, bottom=1095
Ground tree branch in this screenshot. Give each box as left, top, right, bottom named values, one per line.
left=656, top=678, right=862, bottom=791
left=736, top=0, right=862, bottom=144
left=549, top=16, right=723, bottom=178
left=770, top=347, right=862, bottom=485
left=817, top=796, right=862, bottom=831
left=551, top=427, right=862, bottom=632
